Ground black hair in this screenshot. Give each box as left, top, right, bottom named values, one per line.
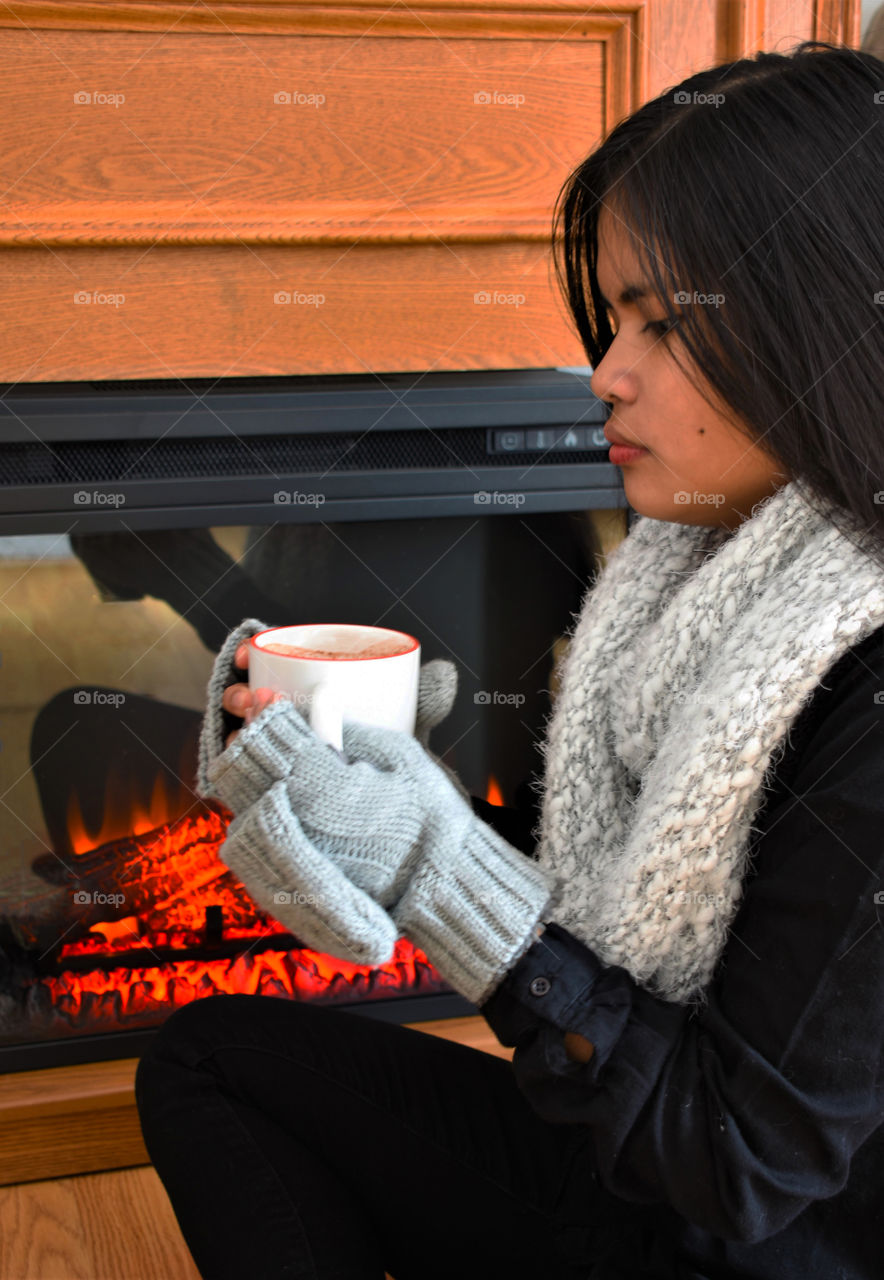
left=552, top=40, right=884, bottom=567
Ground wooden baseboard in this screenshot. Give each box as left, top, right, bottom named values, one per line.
left=0, top=1014, right=511, bottom=1187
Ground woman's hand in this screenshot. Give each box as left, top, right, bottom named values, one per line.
left=221, top=641, right=284, bottom=748
left=564, top=1031, right=595, bottom=1064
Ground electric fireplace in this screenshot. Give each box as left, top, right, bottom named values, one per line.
left=0, top=367, right=625, bottom=1072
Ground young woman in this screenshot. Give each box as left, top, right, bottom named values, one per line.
left=135, top=40, right=884, bottom=1280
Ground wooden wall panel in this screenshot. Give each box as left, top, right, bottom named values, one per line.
left=4, top=241, right=584, bottom=379
left=0, top=30, right=607, bottom=248
left=0, top=0, right=861, bottom=381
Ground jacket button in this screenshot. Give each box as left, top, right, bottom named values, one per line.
left=529, top=975, right=551, bottom=997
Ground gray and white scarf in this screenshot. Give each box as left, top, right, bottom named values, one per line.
left=534, top=479, right=884, bottom=1006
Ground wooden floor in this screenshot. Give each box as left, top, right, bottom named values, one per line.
left=0, top=1014, right=511, bottom=1279
left=0, top=1163, right=393, bottom=1279
left=0, top=1165, right=201, bottom=1280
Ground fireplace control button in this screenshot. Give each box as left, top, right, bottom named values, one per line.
left=494, top=430, right=525, bottom=452
left=525, top=428, right=555, bottom=450
left=529, top=975, right=551, bottom=997
left=490, top=427, right=602, bottom=454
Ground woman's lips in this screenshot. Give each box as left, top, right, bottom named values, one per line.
left=604, top=425, right=649, bottom=465
left=608, top=441, right=649, bottom=465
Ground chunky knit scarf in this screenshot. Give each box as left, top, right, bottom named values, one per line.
left=534, top=480, right=884, bottom=1006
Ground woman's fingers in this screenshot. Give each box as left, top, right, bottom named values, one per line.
left=244, top=687, right=274, bottom=724
left=222, top=677, right=283, bottom=738
left=222, top=682, right=253, bottom=718
left=223, top=689, right=283, bottom=750
left=218, top=640, right=275, bottom=752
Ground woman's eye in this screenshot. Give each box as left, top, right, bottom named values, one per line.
left=643, top=318, right=679, bottom=337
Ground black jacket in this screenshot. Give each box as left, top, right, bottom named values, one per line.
left=472, top=622, right=884, bottom=1279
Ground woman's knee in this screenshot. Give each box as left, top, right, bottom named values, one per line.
left=136, top=992, right=325, bottom=1087
left=135, top=993, right=256, bottom=1092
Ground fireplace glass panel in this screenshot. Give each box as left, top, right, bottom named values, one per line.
left=0, top=509, right=594, bottom=1068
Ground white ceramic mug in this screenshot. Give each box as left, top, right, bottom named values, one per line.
left=248, top=623, right=421, bottom=752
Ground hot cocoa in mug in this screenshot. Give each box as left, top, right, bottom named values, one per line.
left=261, top=635, right=414, bottom=662
left=248, top=624, right=421, bottom=751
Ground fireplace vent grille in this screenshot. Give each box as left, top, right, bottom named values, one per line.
left=1, top=428, right=605, bottom=487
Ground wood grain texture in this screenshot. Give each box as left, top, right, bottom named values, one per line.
left=0, top=2, right=630, bottom=378
left=1, top=240, right=587, bottom=379
left=1, top=0, right=854, bottom=380
left=0, top=27, right=606, bottom=248
left=814, top=0, right=859, bottom=44
left=0, top=1013, right=514, bottom=1187
left=0, top=0, right=644, bottom=36
left=0, top=1164, right=203, bottom=1280
left=0, top=1161, right=395, bottom=1278
left=716, top=0, right=767, bottom=61
left=0, top=1056, right=150, bottom=1187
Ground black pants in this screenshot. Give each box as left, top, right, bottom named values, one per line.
left=134, top=992, right=611, bottom=1280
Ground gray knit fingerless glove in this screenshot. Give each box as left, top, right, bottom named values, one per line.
left=196, top=616, right=469, bottom=813
left=196, top=616, right=270, bottom=805
left=204, top=705, right=559, bottom=1006
left=389, top=813, right=555, bottom=1006
left=219, top=789, right=400, bottom=966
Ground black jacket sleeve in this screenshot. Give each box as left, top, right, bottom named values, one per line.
left=477, top=649, right=884, bottom=1246
left=69, top=528, right=283, bottom=652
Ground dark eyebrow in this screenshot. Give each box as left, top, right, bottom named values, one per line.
left=599, top=284, right=651, bottom=308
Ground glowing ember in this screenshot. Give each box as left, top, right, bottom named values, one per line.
left=18, top=766, right=450, bottom=1040
left=36, top=936, right=444, bottom=1029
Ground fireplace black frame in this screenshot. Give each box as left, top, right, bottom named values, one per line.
left=0, top=990, right=477, bottom=1074
left=0, top=367, right=628, bottom=1072
left=0, top=367, right=622, bottom=533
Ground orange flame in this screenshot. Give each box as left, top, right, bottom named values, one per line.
left=66, top=763, right=188, bottom=854
left=485, top=774, right=504, bottom=806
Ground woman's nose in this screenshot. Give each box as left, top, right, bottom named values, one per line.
left=590, top=341, right=636, bottom=405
